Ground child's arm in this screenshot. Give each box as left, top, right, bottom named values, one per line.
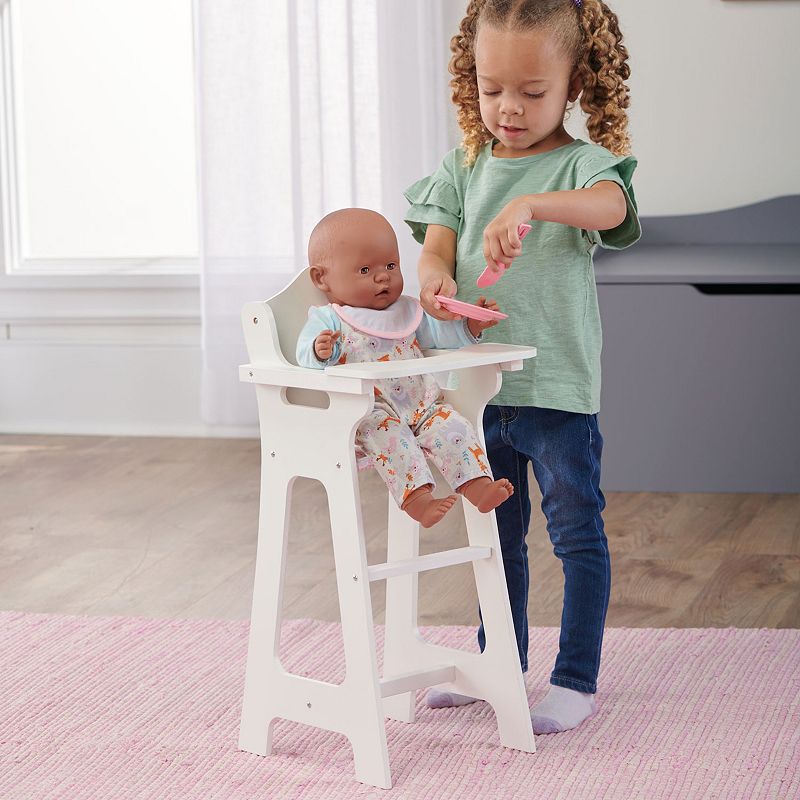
left=483, top=182, right=628, bottom=267
left=296, top=306, right=343, bottom=368
left=418, top=224, right=462, bottom=321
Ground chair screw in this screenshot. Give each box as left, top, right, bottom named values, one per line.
left=306, top=702, right=312, bottom=709
left=253, top=317, right=259, bottom=324
left=270, top=451, right=276, bottom=458
left=336, top=462, right=341, bottom=469
left=352, top=575, right=358, bottom=582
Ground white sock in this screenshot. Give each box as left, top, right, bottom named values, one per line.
left=531, top=684, right=597, bottom=734
left=425, top=688, right=478, bottom=709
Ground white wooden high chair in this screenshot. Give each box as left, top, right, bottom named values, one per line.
left=238, top=268, right=537, bottom=788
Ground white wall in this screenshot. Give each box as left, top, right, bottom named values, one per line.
left=0, top=277, right=257, bottom=437
left=443, top=0, right=800, bottom=214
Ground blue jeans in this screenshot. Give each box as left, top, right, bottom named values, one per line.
left=477, top=406, right=611, bottom=694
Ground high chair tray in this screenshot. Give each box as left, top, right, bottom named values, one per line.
left=324, top=342, right=536, bottom=380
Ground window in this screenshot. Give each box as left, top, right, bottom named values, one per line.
left=0, top=0, right=198, bottom=275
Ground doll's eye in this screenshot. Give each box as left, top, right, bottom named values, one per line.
left=386, top=262, right=397, bottom=270
left=360, top=266, right=370, bottom=274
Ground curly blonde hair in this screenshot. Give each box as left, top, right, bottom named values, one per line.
left=450, top=0, right=631, bottom=165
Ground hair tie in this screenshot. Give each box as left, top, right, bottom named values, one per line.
left=573, top=0, right=582, bottom=7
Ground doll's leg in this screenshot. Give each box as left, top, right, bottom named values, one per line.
left=356, top=410, right=457, bottom=528
left=415, top=402, right=514, bottom=513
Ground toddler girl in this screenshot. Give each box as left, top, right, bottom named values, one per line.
left=405, top=0, right=640, bottom=734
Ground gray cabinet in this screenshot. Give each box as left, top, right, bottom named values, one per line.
left=595, top=197, right=800, bottom=492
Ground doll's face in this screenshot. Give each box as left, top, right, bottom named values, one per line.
left=309, top=210, right=403, bottom=309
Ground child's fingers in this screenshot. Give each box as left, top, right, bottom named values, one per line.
left=421, top=280, right=447, bottom=308
left=499, top=229, right=522, bottom=259
left=482, top=235, right=492, bottom=267
left=485, top=234, right=511, bottom=268
left=420, top=283, right=439, bottom=309
left=421, top=282, right=460, bottom=320
left=492, top=241, right=512, bottom=266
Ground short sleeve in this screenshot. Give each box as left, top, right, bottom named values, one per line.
left=403, top=150, right=463, bottom=244
left=577, top=153, right=641, bottom=250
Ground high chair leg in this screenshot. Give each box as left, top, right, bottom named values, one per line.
left=325, top=467, right=392, bottom=789
left=239, top=469, right=293, bottom=757
left=461, top=501, right=535, bottom=752
left=382, top=499, right=422, bottom=723
left=380, top=496, right=535, bottom=753
left=239, top=413, right=392, bottom=788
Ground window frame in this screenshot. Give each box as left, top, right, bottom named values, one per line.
left=0, top=0, right=200, bottom=283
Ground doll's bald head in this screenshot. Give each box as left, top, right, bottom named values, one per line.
left=308, top=208, right=403, bottom=309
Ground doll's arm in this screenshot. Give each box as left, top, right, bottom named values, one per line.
left=416, top=312, right=482, bottom=350
left=296, top=306, right=343, bottom=368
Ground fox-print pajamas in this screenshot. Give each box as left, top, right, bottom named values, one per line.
left=296, top=296, right=492, bottom=506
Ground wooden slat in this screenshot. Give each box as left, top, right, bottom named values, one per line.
left=368, top=547, right=491, bottom=582
left=379, top=665, right=455, bottom=698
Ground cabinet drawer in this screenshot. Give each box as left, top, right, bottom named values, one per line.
left=597, top=284, right=800, bottom=492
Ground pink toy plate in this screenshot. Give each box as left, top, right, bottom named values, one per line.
left=476, top=223, right=533, bottom=288
left=434, top=295, right=508, bottom=321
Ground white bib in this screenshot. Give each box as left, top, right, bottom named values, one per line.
left=332, top=295, right=423, bottom=340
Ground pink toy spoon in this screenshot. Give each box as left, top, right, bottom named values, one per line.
left=476, top=223, right=532, bottom=288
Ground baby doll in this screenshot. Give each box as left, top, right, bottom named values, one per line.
left=296, top=207, right=514, bottom=528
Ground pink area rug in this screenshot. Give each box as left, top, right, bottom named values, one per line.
left=0, top=612, right=797, bottom=799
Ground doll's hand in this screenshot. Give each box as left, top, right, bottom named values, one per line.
left=467, top=297, right=502, bottom=338
left=420, top=273, right=461, bottom=321
left=314, top=330, right=341, bottom=361
left=483, top=198, right=533, bottom=271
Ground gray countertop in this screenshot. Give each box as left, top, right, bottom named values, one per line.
left=594, top=244, right=800, bottom=284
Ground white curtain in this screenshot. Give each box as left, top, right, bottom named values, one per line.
left=193, top=0, right=450, bottom=429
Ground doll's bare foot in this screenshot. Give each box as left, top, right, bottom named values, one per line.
left=401, top=486, right=458, bottom=528
left=458, top=477, right=514, bottom=513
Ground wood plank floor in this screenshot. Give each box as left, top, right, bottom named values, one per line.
left=1, top=434, right=798, bottom=628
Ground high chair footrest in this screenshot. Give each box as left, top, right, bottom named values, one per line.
left=380, top=665, right=456, bottom=698
left=368, top=546, right=492, bottom=582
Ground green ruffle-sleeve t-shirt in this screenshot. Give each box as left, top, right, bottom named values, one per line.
left=404, top=138, right=640, bottom=414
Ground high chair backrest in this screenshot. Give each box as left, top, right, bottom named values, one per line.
left=243, top=268, right=326, bottom=367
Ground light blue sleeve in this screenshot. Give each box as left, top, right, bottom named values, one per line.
left=296, top=305, right=343, bottom=368
left=415, top=312, right=481, bottom=350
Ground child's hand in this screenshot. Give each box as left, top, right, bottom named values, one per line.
left=420, top=274, right=461, bottom=321
left=314, top=330, right=341, bottom=361
left=467, top=297, right=502, bottom=338
left=483, top=198, right=533, bottom=270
